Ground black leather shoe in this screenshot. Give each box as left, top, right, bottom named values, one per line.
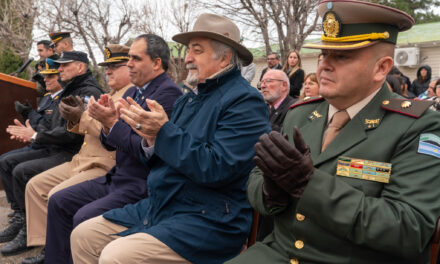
left=8, top=212, right=21, bottom=224
left=1, top=226, right=32, bottom=256
left=0, top=214, right=24, bottom=243
left=22, top=248, right=45, bottom=264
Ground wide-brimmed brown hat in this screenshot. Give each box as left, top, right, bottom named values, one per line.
left=98, top=44, right=130, bottom=66
left=303, top=0, right=414, bottom=50
left=172, top=13, right=253, bottom=66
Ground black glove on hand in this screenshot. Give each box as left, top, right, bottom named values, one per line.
left=14, top=100, right=32, bottom=121
left=61, top=95, right=79, bottom=107
left=254, top=127, right=314, bottom=199
left=59, top=96, right=85, bottom=124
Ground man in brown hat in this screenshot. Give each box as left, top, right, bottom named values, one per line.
left=49, top=31, right=73, bottom=55
left=228, top=0, right=440, bottom=263
left=21, top=44, right=131, bottom=264
left=70, top=13, right=270, bottom=264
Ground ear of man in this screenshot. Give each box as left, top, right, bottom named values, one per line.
left=152, top=57, right=163, bottom=72
left=371, top=43, right=395, bottom=84
left=219, top=50, right=233, bottom=68
left=77, top=61, right=87, bottom=74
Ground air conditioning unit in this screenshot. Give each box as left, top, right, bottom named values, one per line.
left=394, top=47, right=419, bottom=67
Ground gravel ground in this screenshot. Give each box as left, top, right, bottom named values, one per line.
left=0, top=191, right=42, bottom=264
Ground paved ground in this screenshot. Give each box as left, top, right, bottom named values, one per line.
left=0, top=191, right=42, bottom=264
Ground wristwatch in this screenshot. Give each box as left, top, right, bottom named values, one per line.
left=30, top=132, right=37, bottom=143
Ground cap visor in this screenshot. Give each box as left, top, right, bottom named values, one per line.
left=40, top=71, right=58, bottom=75
left=98, top=59, right=128, bottom=66
left=303, top=40, right=380, bottom=50
left=53, top=59, right=74, bottom=63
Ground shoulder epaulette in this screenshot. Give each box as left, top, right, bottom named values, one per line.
left=44, top=92, right=51, bottom=96
left=381, top=98, right=434, bottom=118
left=289, top=96, right=324, bottom=109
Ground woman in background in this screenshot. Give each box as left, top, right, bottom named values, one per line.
left=299, top=73, right=319, bottom=100
left=282, top=50, right=305, bottom=98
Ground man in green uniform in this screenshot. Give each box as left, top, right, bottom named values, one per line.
left=228, top=0, right=440, bottom=263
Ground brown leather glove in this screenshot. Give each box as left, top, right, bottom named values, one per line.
left=59, top=95, right=85, bottom=124
left=254, top=127, right=313, bottom=199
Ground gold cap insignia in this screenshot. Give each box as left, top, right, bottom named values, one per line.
left=45, top=62, right=49, bottom=70
left=382, top=100, right=390, bottom=105
left=105, top=48, right=111, bottom=59
left=401, top=101, right=412, bottom=108
left=323, top=11, right=341, bottom=38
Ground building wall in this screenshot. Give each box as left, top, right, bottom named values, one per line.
left=397, top=46, right=440, bottom=81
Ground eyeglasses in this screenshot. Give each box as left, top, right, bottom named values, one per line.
left=267, top=58, right=278, bottom=61
left=105, top=64, right=127, bottom=71
left=258, top=78, right=284, bottom=86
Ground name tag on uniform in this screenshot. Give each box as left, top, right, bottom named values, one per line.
left=336, top=156, right=392, bottom=183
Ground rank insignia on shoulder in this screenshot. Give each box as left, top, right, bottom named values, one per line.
left=308, top=110, right=323, bottom=121
left=381, top=98, right=433, bottom=118
left=418, top=133, right=440, bottom=158
left=336, top=156, right=392, bottom=183
left=290, top=96, right=324, bottom=109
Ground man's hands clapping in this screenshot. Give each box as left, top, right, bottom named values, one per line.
left=254, top=127, right=313, bottom=204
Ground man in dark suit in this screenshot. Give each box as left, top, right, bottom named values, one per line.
left=43, top=34, right=183, bottom=264
left=261, top=69, right=296, bottom=133
left=259, top=52, right=282, bottom=82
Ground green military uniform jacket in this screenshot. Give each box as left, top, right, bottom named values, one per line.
left=229, top=85, right=440, bottom=264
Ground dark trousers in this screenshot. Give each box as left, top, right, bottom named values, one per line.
left=0, top=145, right=34, bottom=211
left=0, top=146, right=72, bottom=211
left=45, top=178, right=145, bottom=264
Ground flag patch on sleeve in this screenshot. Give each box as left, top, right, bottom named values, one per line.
left=418, top=133, right=440, bottom=158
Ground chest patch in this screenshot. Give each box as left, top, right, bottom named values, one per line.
left=336, top=156, right=392, bottom=183
left=418, top=133, right=440, bottom=158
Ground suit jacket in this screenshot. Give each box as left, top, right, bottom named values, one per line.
left=259, top=64, right=282, bottom=81
left=239, top=84, right=440, bottom=264
left=96, top=72, right=182, bottom=199
left=28, top=92, right=58, bottom=129
left=66, top=84, right=131, bottom=175
left=269, top=95, right=296, bottom=132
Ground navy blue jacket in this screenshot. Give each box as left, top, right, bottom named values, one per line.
left=103, top=67, right=270, bottom=264
left=96, top=72, right=182, bottom=199
left=28, top=93, right=58, bottom=129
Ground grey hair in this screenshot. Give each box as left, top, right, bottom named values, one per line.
left=209, top=40, right=243, bottom=70
left=266, top=69, right=290, bottom=88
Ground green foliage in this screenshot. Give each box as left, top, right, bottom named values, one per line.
left=371, top=0, right=440, bottom=23
left=0, top=47, right=28, bottom=79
